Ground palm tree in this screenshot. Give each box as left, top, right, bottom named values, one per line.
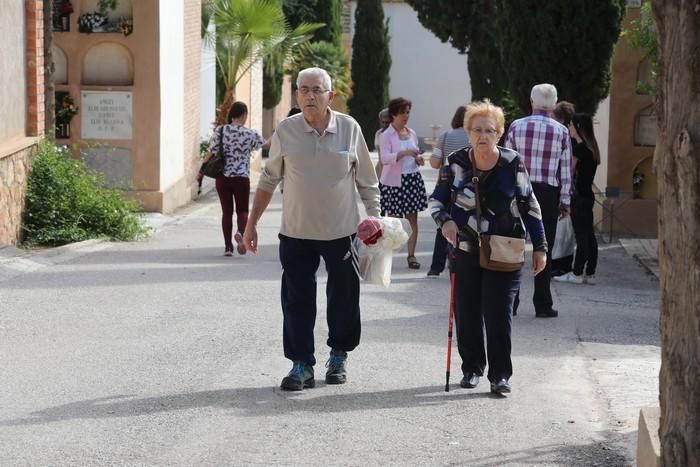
left=203, top=0, right=322, bottom=124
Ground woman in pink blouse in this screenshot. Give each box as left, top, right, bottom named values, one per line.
left=379, top=97, right=428, bottom=269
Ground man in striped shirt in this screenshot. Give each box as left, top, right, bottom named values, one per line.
left=505, top=83, right=572, bottom=318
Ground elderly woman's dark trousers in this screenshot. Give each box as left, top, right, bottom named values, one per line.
left=278, top=234, right=361, bottom=367
left=450, top=249, right=521, bottom=382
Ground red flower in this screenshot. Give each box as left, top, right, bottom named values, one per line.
left=358, top=218, right=383, bottom=246
left=61, top=0, right=74, bottom=16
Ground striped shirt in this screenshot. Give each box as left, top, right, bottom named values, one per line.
left=431, top=128, right=469, bottom=166
left=504, top=109, right=573, bottom=205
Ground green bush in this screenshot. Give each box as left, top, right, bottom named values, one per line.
left=22, top=140, right=148, bottom=246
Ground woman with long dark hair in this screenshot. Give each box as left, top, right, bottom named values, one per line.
left=556, top=113, right=600, bottom=284
left=207, top=101, right=269, bottom=256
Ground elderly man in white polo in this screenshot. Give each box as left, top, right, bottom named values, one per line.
left=243, top=67, right=380, bottom=391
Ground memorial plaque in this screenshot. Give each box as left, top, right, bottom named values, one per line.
left=635, top=107, right=657, bottom=147
left=627, top=0, right=642, bottom=6
left=81, top=91, right=133, bottom=140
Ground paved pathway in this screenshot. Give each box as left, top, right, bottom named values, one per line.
left=0, top=165, right=660, bottom=466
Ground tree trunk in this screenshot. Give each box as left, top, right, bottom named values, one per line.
left=216, top=88, right=235, bottom=125
left=650, top=1, right=700, bottom=465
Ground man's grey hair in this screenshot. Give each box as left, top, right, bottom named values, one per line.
left=378, top=108, right=390, bottom=120
left=297, top=67, right=333, bottom=91
left=530, top=83, right=558, bottom=110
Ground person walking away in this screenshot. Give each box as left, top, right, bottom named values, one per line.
left=242, top=67, right=380, bottom=391
left=379, top=97, right=428, bottom=269
left=555, top=113, right=600, bottom=284
left=430, top=99, right=547, bottom=395
left=505, top=84, right=572, bottom=318
left=205, top=101, right=269, bottom=256
left=426, top=105, right=469, bottom=278
left=550, top=101, right=576, bottom=277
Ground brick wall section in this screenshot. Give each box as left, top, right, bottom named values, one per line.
left=183, top=0, right=202, bottom=195
left=0, top=146, right=32, bottom=245
left=25, top=0, right=45, bottom=136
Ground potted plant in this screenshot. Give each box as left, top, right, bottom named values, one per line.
left=78, top=11, right=107, bottom=33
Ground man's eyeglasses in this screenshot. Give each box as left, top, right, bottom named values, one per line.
left=470, top=128, right=498, bottom=136
left=298, top=87, right=329, bottom=95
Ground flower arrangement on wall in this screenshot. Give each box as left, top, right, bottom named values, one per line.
left=57, top=95, right=79, bottom=122
left=78, top=11, right=107, bottom=33
left=77, top=0, right=132, bottom=35
left=117, top=17, right=133, bottom=36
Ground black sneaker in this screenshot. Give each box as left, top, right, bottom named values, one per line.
left=535, top=308, right=558, bottom=318
left=460, top=372, right=480, bottom=389
left=490, top=378, right=511, bottom=395
left=325, top=349, right=347, bottom=384
left=426, top=269, right=441, bottom=278
left=280, top=361, right=315, bottom=391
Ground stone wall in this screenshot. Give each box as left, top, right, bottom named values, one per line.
left=0, top=145, right=33, bottom=245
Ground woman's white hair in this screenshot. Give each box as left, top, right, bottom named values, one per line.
left=297, top=67, right=333, bottom=91
left=530, top=83, right=558, bottom=110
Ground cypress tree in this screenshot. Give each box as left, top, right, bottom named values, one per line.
left=348, top=0, right=391, bottom=150
left=406, top=0, right=626, bottom=116
left=496, top=0, right=626, bottom=115
left=313, top=0, right=343, bottom=45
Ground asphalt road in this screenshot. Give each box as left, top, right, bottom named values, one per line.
left=0, top=166, right=660, bottom=466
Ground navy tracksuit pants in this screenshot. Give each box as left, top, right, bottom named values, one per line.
left=278, top=234, right=361, bottom=367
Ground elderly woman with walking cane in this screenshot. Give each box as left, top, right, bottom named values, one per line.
left=430, top=100, right=547, bottom=395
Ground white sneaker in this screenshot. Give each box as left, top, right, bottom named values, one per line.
left=584, top=274, right=596, bottom=285
left=553, top=272, right=584, bottom=284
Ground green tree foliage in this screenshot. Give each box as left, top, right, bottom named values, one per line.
left=406, top=0, right=626, bottom=116
left=23, top=141, right=147, bottom=246
left=347, top=0, right=391, bottom=150
left=202, top=0, right=321, bottom=122
left=404, top=0, right=508, bottom=105
left=264, top=0, right=343, bottom=109
left=313, top=0, right=343, bottom=44
left=288, top=41, right=352, bottom=98
left=496, top=0, right=626, bottom=115
left=621, top=2, right=657, bottom=93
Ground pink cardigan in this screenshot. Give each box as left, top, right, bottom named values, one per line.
left=379, top=125, right=419, bottom=187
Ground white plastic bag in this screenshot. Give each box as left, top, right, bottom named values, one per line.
left=352, top=217, right=412, bottom=287
left=552, top=216, right=575, bottom=260
left=353, top=238, right=393, bottom=287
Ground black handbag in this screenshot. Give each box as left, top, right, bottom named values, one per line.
left=201, top=126, right=225, bottom=178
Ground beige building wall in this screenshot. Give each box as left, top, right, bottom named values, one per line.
left=53, top=0, right=201, bottom=213
left=603, top=4, right=657, bottom=237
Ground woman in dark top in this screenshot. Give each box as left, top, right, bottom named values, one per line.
left=430, top=99, right=547, bottom=395
left=558, top=113, right=600, bottom=284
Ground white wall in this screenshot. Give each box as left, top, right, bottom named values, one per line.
left=159, top=0, right=185, bottom=188
left=350, top=2, right=471, bottom=142
left=593, top=96, right=610, bottom=192
left=0, top=0, right=26, bottom=139
left=200, top=22, right=217, bottom=139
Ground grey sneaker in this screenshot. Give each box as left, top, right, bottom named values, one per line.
left=280, top=361, right=314, bottom=391
left=325, top=349, right=348, bottom=384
